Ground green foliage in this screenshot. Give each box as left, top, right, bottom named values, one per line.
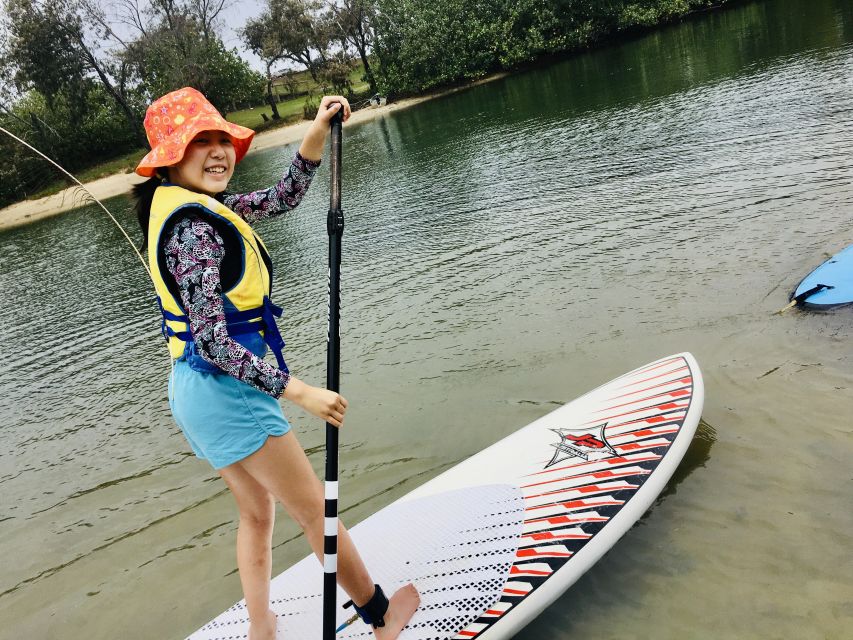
left=617, top=0, right=692, bottom=28
left=373, top=0, right=733, bottom=96
left=124, top=24, right=264, bottom=114
left=243, top=0, right=331, bottom=81
left=0, top=135, right=48, bottom=207
left=3, top=0, right=89, bottom=111
left=373, top=0, right=497, bottom=94
left=326, top=0, right=379, bottom=93
left=303, top=95, right=320, bottom=120
left=0, top=83, right=140, bottom=207
left=318, top=54, right=356, bottom=95
left=0, top=0, right=265, bottom=207
left=208, top=47, right=267, bottom=115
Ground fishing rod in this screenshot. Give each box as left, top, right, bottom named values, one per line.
left=323, top=106, right=344, bottom=640
left=0, top=125, right=151, bottom=279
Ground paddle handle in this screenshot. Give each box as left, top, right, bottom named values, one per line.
left=776, top=283, right=833, bottom=314
left=323, top=107, right=345, bottom=640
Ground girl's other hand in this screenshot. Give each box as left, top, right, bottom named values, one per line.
left=299, top=96, right=351, bottom=161
left=284, top=377, right=348, bottom=427
left=314, top=96, right=351, bottom=124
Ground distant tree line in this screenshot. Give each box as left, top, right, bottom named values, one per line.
left=0, top=0, right=733, bottom=208
left=372, top=0, right=736, bottom=94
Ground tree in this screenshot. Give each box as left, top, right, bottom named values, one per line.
left=187, top=0, right=230, bottom=42
left=325, top=0, right=377, bottom=94
left=243, top=0, right=332, bottom=85
left=279, top=71, right=300, bottom=98
left=123, top=23, right=263, bottom=115
left=242, top=18, right=286, bottom=119
left=371, top=0, right=595, bottom=95
left=94, top=0, right=262, bottom=115
left=372, top=0, right=501, bottom=95
left=3, top=0, right=87, bottom=111
left=1, top=0, right=146, bottom=145
left=201, top=41, right=265, bottom=115
left=318, top=52, right=354, bottom=95
left=0, top=82, right=142, bottom=207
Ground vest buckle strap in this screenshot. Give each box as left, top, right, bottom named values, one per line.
left=260, top=296, right=289, bottom=373
left=156, top=297, right=184, bottom=342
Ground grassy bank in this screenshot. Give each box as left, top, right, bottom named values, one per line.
left=229, top=65, right=372, bottom=129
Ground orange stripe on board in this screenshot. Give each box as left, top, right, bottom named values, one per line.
left=610, top=370, right=690, bottom=399
left=525, top=496, right=626, bottom=512
left=517, top=548, right=572, bottom=558
left=616, top=441, right=672, bottom=453
left=595, top=394, right=688, bottom=418
left=527, top=514, right=608, bottom=526
left=511, top=566, right=551, bottom=576
left=523, top=531, right=590, bottom=541
left=605, top=413, right=684, bottom=432
left=588, top=400, right=688, bottom=425
left=620, top=357, right=683, bottom=380
left=523, top=469, right=642, bottom=491
left=626, top=427, right=679, bottom=438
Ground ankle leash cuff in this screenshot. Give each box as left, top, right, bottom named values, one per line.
left=343, top=583, right=389, bottom=628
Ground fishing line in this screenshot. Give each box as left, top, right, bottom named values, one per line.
left=0, top=125, right=152, bottom=280
left=0, top=127, right=178, bottom=376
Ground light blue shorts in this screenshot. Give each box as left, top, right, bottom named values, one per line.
left=168, top=337, right=291, bottom=470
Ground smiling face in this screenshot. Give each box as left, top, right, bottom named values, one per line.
left=168, top=130, right=236, bottom=195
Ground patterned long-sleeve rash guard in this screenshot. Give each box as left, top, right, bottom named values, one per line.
left=163, top=152, right=320, bottom=398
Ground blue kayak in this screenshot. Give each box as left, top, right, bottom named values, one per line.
left=791, top=243, right=853, bottom=308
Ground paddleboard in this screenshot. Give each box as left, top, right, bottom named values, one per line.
left=791, top=243, right=853, bottom=308
left=188, top=353, right=704, bottom=640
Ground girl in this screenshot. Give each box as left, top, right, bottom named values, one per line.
left=133, top=87, right=419, bottom=640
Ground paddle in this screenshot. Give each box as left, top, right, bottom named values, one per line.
left=775, top=283, right=834, bottom=314
left=323, top=105, right=345, bottom=640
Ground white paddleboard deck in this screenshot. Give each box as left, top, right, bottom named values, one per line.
left=188, top=353, right=704, bottom=640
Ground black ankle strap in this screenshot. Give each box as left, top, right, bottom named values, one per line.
left=343, top=584, right=389, bottom=628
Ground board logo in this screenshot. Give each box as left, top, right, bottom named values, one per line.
left=545, top=423, right=616, bottom=468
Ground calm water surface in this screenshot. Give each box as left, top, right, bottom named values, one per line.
left=1, top=0, right=852, bottom=637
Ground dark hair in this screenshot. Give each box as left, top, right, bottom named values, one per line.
left=133, top=171, right=167, bottom=251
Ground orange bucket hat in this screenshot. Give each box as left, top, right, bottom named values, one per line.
left=135, top=87, right=255, bottom=178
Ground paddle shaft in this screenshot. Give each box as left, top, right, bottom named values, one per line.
left=323, top=108, right=344, bottom=640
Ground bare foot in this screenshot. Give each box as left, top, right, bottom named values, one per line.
left=248, top=609, right=277, bottom=640
left=373, top=584, right=420, bottom=640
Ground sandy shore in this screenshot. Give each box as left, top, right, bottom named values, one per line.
left=0, top=77, right=506, bottom=232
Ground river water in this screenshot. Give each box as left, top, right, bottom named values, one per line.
left=1, top=0, right=851, bottom=637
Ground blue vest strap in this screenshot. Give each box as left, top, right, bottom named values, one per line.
left=161, top=308, right=188, bottom=322
left=259, top=296, right=288, bottom=373
left=227, top=320, right=265, bottom=336
left=223, top=307, right=264, bottom=323
left=157, top=296, right=289, bottom=373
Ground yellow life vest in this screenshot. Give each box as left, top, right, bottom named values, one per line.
left=147, top=184, right=288, bottom=371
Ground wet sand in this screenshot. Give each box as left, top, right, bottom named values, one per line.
left=0, top=77, right=507, bottom=232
